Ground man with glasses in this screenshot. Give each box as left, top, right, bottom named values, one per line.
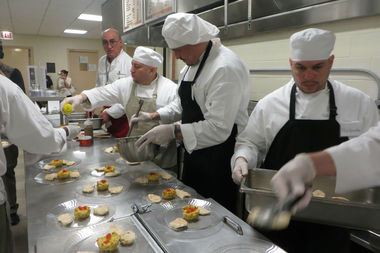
left=97, top=28, right=132, bottom=137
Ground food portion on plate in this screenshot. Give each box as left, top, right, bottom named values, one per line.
left=43, top=159, right=76, bottom=170
left=57, top=205, right=110, bottom=226
left=134, top=171, right=174, bottom=184
left=148, top=188, right=192, bottom=204
left=104, top=145, right=118, bottom=154
left=96, top=225, right=136, bottom=251
left=45, top=169, right=80, bottom=181
left=92, top=165, right=122, bottom=177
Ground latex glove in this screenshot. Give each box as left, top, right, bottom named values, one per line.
left=232, top=157, right=249, bottom=185
left=60, top=95, right=83, bottom=112
left=64, top=125, right=81, bottom=140
left=130, top=112, right=152, bottom=126
left=135, top=124, right=175, bottom=151
left=99, top=111, right=110, bottom=123
left=270, top=153, right=316, bottom=213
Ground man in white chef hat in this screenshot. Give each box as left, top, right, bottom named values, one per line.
left=132, top=13, right=250, bottom=213
left=62, top=46, right=178, bottom=170
left=231, top=28, right=379, bottom=252
left=0, top=74, right=80, bottom=253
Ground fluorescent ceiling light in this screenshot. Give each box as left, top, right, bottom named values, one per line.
left=64, top=29, right=87, bottom=34
left=78, top=14, right=102, bottom=22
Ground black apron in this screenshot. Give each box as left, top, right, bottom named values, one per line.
left=263, top=81, right=348, bottom=170
left=178, top=41, right=238, bottom=213
left=261, top=82, right=350, bottom=253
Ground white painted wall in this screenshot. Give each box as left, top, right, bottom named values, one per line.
left=2, top=34, right=104, bottom=87
left=171, top=14, right=380, bottom=101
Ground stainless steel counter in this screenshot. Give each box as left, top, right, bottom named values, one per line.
left=24, top=138, right=279, bottom=253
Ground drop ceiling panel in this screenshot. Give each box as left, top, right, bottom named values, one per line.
left=1, top=0, right=107, bottom=39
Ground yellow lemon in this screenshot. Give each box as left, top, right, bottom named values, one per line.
left=63, top=103, right=73, bottom=115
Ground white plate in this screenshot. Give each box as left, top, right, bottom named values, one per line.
left=34, top=157, right=81, bottom=173
left=46, top=200, right=115, bottom=229
left=63, top=218, right=154, bottom=253
left=158, top=198, right=223, bottom=239
left=34, top=172, right=80, bottom=185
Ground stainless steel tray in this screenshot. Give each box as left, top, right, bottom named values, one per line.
left=240, top=168, right=380, bottom=230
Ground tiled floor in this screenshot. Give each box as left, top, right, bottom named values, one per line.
left=10, top=150, right=28, bottom=253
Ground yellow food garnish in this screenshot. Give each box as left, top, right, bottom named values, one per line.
left=63, top=103, right=73, bottom=115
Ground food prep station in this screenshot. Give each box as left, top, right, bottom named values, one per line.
left=241, top=168, right=380, bottom=252
left=23, top=137, right=282, bottom=253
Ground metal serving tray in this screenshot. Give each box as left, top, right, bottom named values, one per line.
left=240, top=168, right=380, bottom=230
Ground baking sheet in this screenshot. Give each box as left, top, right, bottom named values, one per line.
left=62, top=217, right=155, bottom=253
left=46, top=199, right=114, bottom=229
left=241, top=168, right=380, bottom=230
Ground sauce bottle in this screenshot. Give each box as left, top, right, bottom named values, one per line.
left=83, top=118, right=93, bottom=145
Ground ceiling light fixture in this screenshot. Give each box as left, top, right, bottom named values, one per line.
left=78, top=14, right=102, bottom=22
left=64, top=29, right=87, bottom=34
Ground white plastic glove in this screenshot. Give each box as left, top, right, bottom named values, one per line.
left=60, top=95, right=83, bottom=112
left=135, top=124, right=175, bottom=151
left=270, top=153, right=316, bottom=213
left=130, top=112, right=153, bottom=126
left=232, top=157, right=249, bottom=185
left=64, top=125, right=81, bottom=140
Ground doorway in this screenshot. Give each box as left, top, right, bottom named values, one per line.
left=2, top=46, right=33, bottom=94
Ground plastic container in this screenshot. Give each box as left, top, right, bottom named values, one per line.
left=78, top=135, right=92, bottom=146
left=83, top=118, right=93, bottom=145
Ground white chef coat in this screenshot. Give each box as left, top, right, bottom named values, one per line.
left=82, top=74, right=177, bottom=117
left=327, top=122, right=380, bottom=193
left=232, top=78, right=379, bottom=169
left=57, top=76, right=72, bottom=97
left=96, top=50, right=132, bottom=118
left=0, top=75, right=67, bottom=204
left=157, top=38, right=250, bottom=153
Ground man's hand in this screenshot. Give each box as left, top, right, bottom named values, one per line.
left=135, top=124, right=175, bottom=151
left=270, top=153, right=316, bottom=213
left=232, top=157, right=249, bottom=184
left=130, top=112, right=153, bottom=126
left=99, top=111, right=110, bottom=123
left=64, top=125, right=81, bottom=140
left=60, top=95, right=83, bottom=112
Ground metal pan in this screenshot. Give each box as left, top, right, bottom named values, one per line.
left=68, top=118, right=103, bottom=130
left=240, top=168, right=380, bottom=230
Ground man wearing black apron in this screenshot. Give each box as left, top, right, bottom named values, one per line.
left=134, top=13, right=250, bottom=213
left=232, top=28, right=379, bottom=252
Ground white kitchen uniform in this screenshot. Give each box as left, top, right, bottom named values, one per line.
left=327, top=122, right=380, bottom=193
left=96, top=50, right=132, bottom=118
left=82, top=75, right=178, bottom=167
left=232, top=78, right=379, bottom=169
left=157, top=38, right=250, bottom=153
left=0, top=75, right=68, bottom=205
left=57, top=77, right=72, bottom=97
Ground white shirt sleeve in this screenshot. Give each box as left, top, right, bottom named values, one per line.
left=82, top=78, right=131, bottom=111
left=0, top=76, right=67, bottom=156
left=327, top=122, right=380, bottom=193
left=105, top=104, right=126, bottom=119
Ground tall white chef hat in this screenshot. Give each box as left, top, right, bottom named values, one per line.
left=132, top=46, right=163, bottom=68
left=162, top=13, right=219, bottom=49
left=290, top=28, right=336, bottom=61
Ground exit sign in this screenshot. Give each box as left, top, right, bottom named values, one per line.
left=1, top=31, right=13, bottom=40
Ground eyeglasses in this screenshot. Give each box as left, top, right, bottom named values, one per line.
left=102, top=39, right=119, bottom=46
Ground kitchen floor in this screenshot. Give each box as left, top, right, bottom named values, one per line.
left=10, top=150, right=28, bottom=253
